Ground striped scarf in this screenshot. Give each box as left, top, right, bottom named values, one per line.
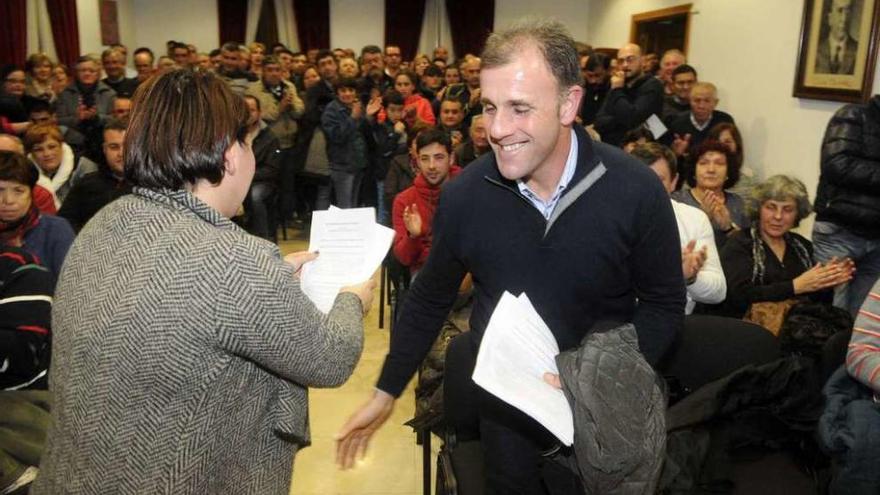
left=0, top=205, right=40, bottom=249
left=750, top=226, right=812, bottom=285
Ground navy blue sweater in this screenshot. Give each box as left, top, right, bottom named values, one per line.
left=377, top=126, right=686, bottom=397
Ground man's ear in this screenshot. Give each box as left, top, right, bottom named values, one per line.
left=559, top=85, right=584, bottom=126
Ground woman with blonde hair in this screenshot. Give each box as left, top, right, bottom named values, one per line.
left=24, top=53, right=56, bottom=103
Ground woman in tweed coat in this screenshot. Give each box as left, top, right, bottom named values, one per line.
left=32, top=70, right=374, bottom=494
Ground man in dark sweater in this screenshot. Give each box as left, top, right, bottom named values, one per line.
left=337, top=20, right=685, bottom=492
left=594, top=43, right=665, bottom=147
left=662, top=81, right=734, bottom=157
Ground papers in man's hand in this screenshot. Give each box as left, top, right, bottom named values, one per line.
left=472, top=292, right=574, bottom=446
left=645, top=113, right=668, bottom=139
left=300, top=206, right=393, bottom=313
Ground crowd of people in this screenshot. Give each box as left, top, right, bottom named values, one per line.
left=0, top=14, right=879, bottom=495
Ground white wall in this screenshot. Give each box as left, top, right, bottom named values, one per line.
left=77, top=0, right=135, bottom=56
left=586, top=0, right=880, bottom=235
left=131, top=0, right=218, bottom=55
left=329, top=0, right=384, bottom=52
left=495, top=0, right=589, bottom=43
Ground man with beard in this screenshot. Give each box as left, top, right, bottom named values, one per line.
left=218, top=42, right=258, bottom=95
left=594, top=43, right=664, bottom=147
left=390, top=129, right=461, bottom=275
left=358, top=45, right=393, bottom=104
left=579, top=52, right=610, bottom=125
left=662, top=64, right=697, bottom=119
left=57, top=119, right=131, bottom=232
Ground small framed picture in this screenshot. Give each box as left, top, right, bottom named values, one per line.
left=793, top=0, right=880, bottom=102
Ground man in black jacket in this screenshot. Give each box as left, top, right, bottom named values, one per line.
left=242, top=95, right=281, bottom=240
left=662, top=82, right=734, bottom=157
left=58, top=119, right=131, bottom=232
left=336, top=20, right=685, bottom=493
left=594, top=43, right=664, bottom=147
left=812, top=94, right=880, bottom=316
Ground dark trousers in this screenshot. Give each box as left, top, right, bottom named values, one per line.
left=444, top=333, right=582, bottom=495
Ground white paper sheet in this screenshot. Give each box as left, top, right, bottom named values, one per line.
left=300, top=207, right=394, bottom=313
left=645, top=113, right=668, bottom=139
left=471, top=292, right=574, bottom=446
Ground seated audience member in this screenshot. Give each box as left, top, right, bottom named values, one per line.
left=248, top=42, right=266, bottom=78
left=55, top=55, right=116, bottom=131
left=57, top=119, right=131, bottom=232
left=822, top=277, right=880, bottom=493
left=663, top=82, right=734, bottom=157
left=412, top=54, right=431, bottom=77
left=24, top=124, right=77, bottom=206
left=662, top=64, right=697, bottom=119
left=0, top=65, right=31, bottom=136
left=594, top=43, right=664, bottom=147
left=672, top=140, right=750, bottom=249
left=50, top=64, right=70, bottom=96
left=708, top=122, right=760, bottom=198
left=24, top=53, right=56, bottom=104
left=580, top=52, right=610, bottom=126
left=0, top=151, right=74, bottom=281
left=133, top=47, right=155, bottom=82
left=0, top=244, right=53, bottom=390
left=338, top=56, right=359, bottom=80
left=156, top=56, right=176, bottom=73
left=217, top=42, right=258, bottom=95
left=368, top=90, right=408, bottom=226
left=27, top=100, right=86, bottom=154
left=455, top=114, right=490, bottom=167
left=658, top=49, right=686, bottom=96
left=391, top=71, right=436, bottom=127
left=112, top=97, right=132, bottom=120
left=384, top=128, right=424, bottom=217
left=0, top=134, right=55, bottom=214
left=621, top=127, right=654, bottom=153
left=392, top=129, right=461, bottom=275
left=101, top=48, right=139, bottom=98
left=630, top=142, right=726, bottom=313
left=437, top=98, right=467, bottom=148
left=168, top=41, right=191, bottom=68
left=443, top=65, right=461, bottom=88
left=322, top=77, right=369, bottom=208
left=716, top=175, right=854, bottom=327
left=418, top=65, right=444, bottom=101
left=241, top=95, right=281, bottom=240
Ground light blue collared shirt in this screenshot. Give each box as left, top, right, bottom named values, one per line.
left=516, top=128, right=579, bottom=219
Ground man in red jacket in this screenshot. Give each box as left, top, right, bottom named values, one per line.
left=392, top=128, right=461, bottom=275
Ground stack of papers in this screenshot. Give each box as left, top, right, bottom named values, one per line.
left=300, top=206, right=394, bottom=314
left=472, top=292, right=574, bottom=446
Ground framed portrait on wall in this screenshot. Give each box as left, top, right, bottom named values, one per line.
left=793, top=0, right=880, bottom=102
left=100, top=0, right=120, bottom=46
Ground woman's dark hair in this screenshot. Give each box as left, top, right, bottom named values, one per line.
left=394, top=70, right=418, bottom=86
left=686, top=139, right=740, bottom=190
left=621, top=127, right=654, bottom=147
left=707, top=122, right=744, bottom=170
left=0, top=65, right=24, bottom=90
left=383, top=89, right=405, bottom=107
left=124, top=69, right=248, bottom=189
left=0, top=150, right=38, bottom=189
left=415, top=128, right=452, bottom=154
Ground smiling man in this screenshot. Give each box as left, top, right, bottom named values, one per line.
left=336, top=19, right=684, bottom=492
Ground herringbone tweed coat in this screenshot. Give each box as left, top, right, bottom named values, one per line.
left=33, top=188, right=364, bottom=494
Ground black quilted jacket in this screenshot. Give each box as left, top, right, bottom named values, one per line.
left=814, top=95, right=880, bottom=238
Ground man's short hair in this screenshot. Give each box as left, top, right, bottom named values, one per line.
left=76, top=54, right=101, bottom=66
left=481, top=19, right=580, bottom=94
left=102, top=48, right=125, bottom=61
left=584, top=52, right=610, bottom=71
left=134, top=47, right=155, bottom=61
left=221, top=42, right=240, bottom=53
left=104, top=118, right=128, bottom=133
left=621, top=127, right=654, bottom=148
left=415, top=128, right=452, bottom=154
left=424, top=65, right=443, bottom=77
left=361, top=45, right=382, bottom=57
left=661, top=49, right=686, bottom=62
left=262, top=55, right=280, bottom=67
left=629, top=142, right=678, bottom=178
left=281, top=49, right=297, bottom=57
left=382, top=89, right=405, bottom=107
left=28, top=100, right=54, bottom=115
left=208, top=48, right=221, bottom=58
left=124, top=69, right=248, bottom=190
left=334, top=77, right=358, bottom=91
left=691, top=81, right=718, bottom=97
left=170, top=41, right=189, bottom=52
left=384, top=45, right=401, bottom=54
left=316, top=49, right=336, bottom=64
left=672, top=64, right=697, bottom=79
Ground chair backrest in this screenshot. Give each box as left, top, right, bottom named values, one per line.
left=658, top=315, right=781, bottom=392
